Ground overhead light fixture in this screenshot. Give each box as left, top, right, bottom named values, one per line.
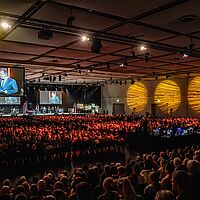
left=106, top=63, right=111, bottom=69
left=87, top=68, right=92, bottom=73
left=67, top=16, right=75, bottom=27
left=81, top=35, right=89, bottom=42
left=76, top=64, right=81, bottom=69
left=59, top=75, right=62, bottom=81
left=140, top=45, right=147, bottom=51
left=145, top=54, right=149, bottom=62
left=131, top=51, right=136, bottom=58
left=183, top=54, right=188, bottom=58
left=120, top=62, right=124, bottom=67
left=120, top=59, right=128, bottom=67
left=1, top=21, right=11, bottom=29
left=91, top=37, right=101, bottom=53
left=38, top=26, right=53, bottom=40
left=131, top=79, right=135, bottom=84
left=166, top=74, right=171, bottom=79
left=53, top=76, right=56, bottom=82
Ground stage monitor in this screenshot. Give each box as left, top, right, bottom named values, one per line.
left=0, top=67, right=24, bottom=97
left=0, top=97, right=21, bottom=105
left=40, top=91, right=62, bottom=105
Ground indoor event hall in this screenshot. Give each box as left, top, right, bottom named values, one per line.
left=0, top=1, right=200, bottom=200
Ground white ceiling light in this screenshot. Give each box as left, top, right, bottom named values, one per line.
left=1, top=21, right=11, bottom=29
left=81, top=35, right=89, bottom=42
left=140, top=45, right=147, bottom=51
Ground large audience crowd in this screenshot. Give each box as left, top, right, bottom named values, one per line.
left=0, top=115, right=200, bottom=200
left=0, top=115, right=200, bottom=167
left=0, top=144, right=199, bottom=200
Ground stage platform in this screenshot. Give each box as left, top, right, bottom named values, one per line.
left=0, top=112, right=91, bottom=117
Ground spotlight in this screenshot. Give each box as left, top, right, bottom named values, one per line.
left=76, top=64, right=81, bottom=69
left=166, top=74, right=171, bottom=79
left=53, top=76, right=56, bottom=82
left=183, top=54, right=188, bottom=58
left=131, top=51, right=136, bottom=58
left=106, top=63, right=111, bottom=69
left=59, top=75, right=62, bottom=81
left=1, top=21, right=11, bottom=29
left=81, top=35, right=89, bottom=42
left=87, top=68, right=92, bottom=73
left=91, top=37, right=101, bottom=53
left=38, top=26, right=53, bottom=40
left=67, top=16, right=75, bottom=27
left=120, top=62, right=124, bottom=67
left=145, top=55, right=149, bottom=62
left=120, top=59, right=128, bottom=67
left=140, top=45, right=147, bottom=51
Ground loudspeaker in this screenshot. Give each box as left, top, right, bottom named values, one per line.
left=91, top=38, right=101, bottom=53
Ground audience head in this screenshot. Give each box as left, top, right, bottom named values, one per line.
left=155, top=190, right=175, bottom=200
left=172, top=170, right=192, bottom=195
left=76, top=182, right=92, bottom=200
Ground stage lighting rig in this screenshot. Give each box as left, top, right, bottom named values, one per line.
left=38, top=26, right=53, bottom=40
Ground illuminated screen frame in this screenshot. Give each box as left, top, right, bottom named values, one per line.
left=40, top=90, right=62, bottom=105
left=0, top=66, right=25, bottom=97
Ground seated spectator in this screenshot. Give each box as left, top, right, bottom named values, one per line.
left=122, top=178, right=137, bottom=200
left=160, top=162, right=174, bottom=190
left=172, top=170, right=195, bottom=200
left=98, top=177, right=118, bottom=200
left=141, top=159, right=154, bottom=184
left=76, top=182, right=92, bottom=200
left=155, top=190, right=175, bottom=200
left=144, top=171, right=160, bottom=200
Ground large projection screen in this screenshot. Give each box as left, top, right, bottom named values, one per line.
left=0, top=67, right=24, bottom=97
left=40, top=91, right=62, bottom=105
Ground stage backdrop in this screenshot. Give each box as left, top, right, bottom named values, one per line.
left=25, top=85, right=101, bottom=111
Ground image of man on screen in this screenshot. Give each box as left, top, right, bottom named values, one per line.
left=49, top=91, right=60, bottom=104
left=0, top=68, right=18, bottom=95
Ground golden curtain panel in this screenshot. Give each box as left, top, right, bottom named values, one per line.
left=188, top=76, right=200, bottom=113
left=126, top=82, right=148, bottom=113
left=154, top=80, right=181, bottom=114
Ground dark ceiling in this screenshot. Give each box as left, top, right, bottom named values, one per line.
left=0, top=0, right=200, bottom=84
